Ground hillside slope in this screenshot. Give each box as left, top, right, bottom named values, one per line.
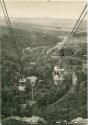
left=1, top=18, right=87, bottom=123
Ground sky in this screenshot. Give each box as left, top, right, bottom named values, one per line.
left=0, top=0, right=87, bottom=19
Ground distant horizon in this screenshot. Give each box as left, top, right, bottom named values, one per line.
left=0, top=16, right=87, bottom=21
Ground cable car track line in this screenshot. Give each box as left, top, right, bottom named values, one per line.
left=65, top=11, right=87, bottom=48
left=1, top=0, right=24, bottom=78
left=1, top=0, right=20, bottom=56
left=61, top=4, right=87, bottom=51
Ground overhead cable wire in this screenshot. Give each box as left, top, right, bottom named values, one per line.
left=0, top=0, right=23, bottom=78
left=1, top=0, right=21, bottom=59
left=66, top=11, right=87, bottom=47
left=0, top=1, right=11, bottom=33
left=61, top=4, right=87, bottom=51
left=74, top=11, right=87, bottom=34
left=0, top=1, right=19, bottom=58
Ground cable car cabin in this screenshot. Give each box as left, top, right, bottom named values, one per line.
left=18, top=85, right=25, bottom=91
left=53, top=65, right=64, bottom=85
left=18, top=78, right=26, bottom=91
left=27, top=76, right=37, bottom=87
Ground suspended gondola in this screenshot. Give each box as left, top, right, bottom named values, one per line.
left=53, top=50, right=64, bottom=86
left=52, top=4, right=87, bottom=86
left=18, top=78, right=26, bottom=91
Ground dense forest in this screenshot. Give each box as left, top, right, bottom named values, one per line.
left=0, top=19, right=87, bottom=125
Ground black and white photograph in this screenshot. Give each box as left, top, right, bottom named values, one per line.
left=0, top=0, right=87, bottom=125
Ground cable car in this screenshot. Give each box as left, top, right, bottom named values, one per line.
left=27, top=76, right=37, bottom=87
left=18, top=78, right=26, bottom=91
left=53, top=65, right=64, bottom=85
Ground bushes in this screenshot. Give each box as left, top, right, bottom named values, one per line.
left=37, top=73, right=72, bottom=108
left=2, top=118, right=31, bottom=125
left=45, top=88, right=87, bottom=122
left=1, top=86, right=32, bottom=117
left=1, top=29, right=87, bottom=122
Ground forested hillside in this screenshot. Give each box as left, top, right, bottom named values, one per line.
left=1, top=18, right=87, bottom=125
